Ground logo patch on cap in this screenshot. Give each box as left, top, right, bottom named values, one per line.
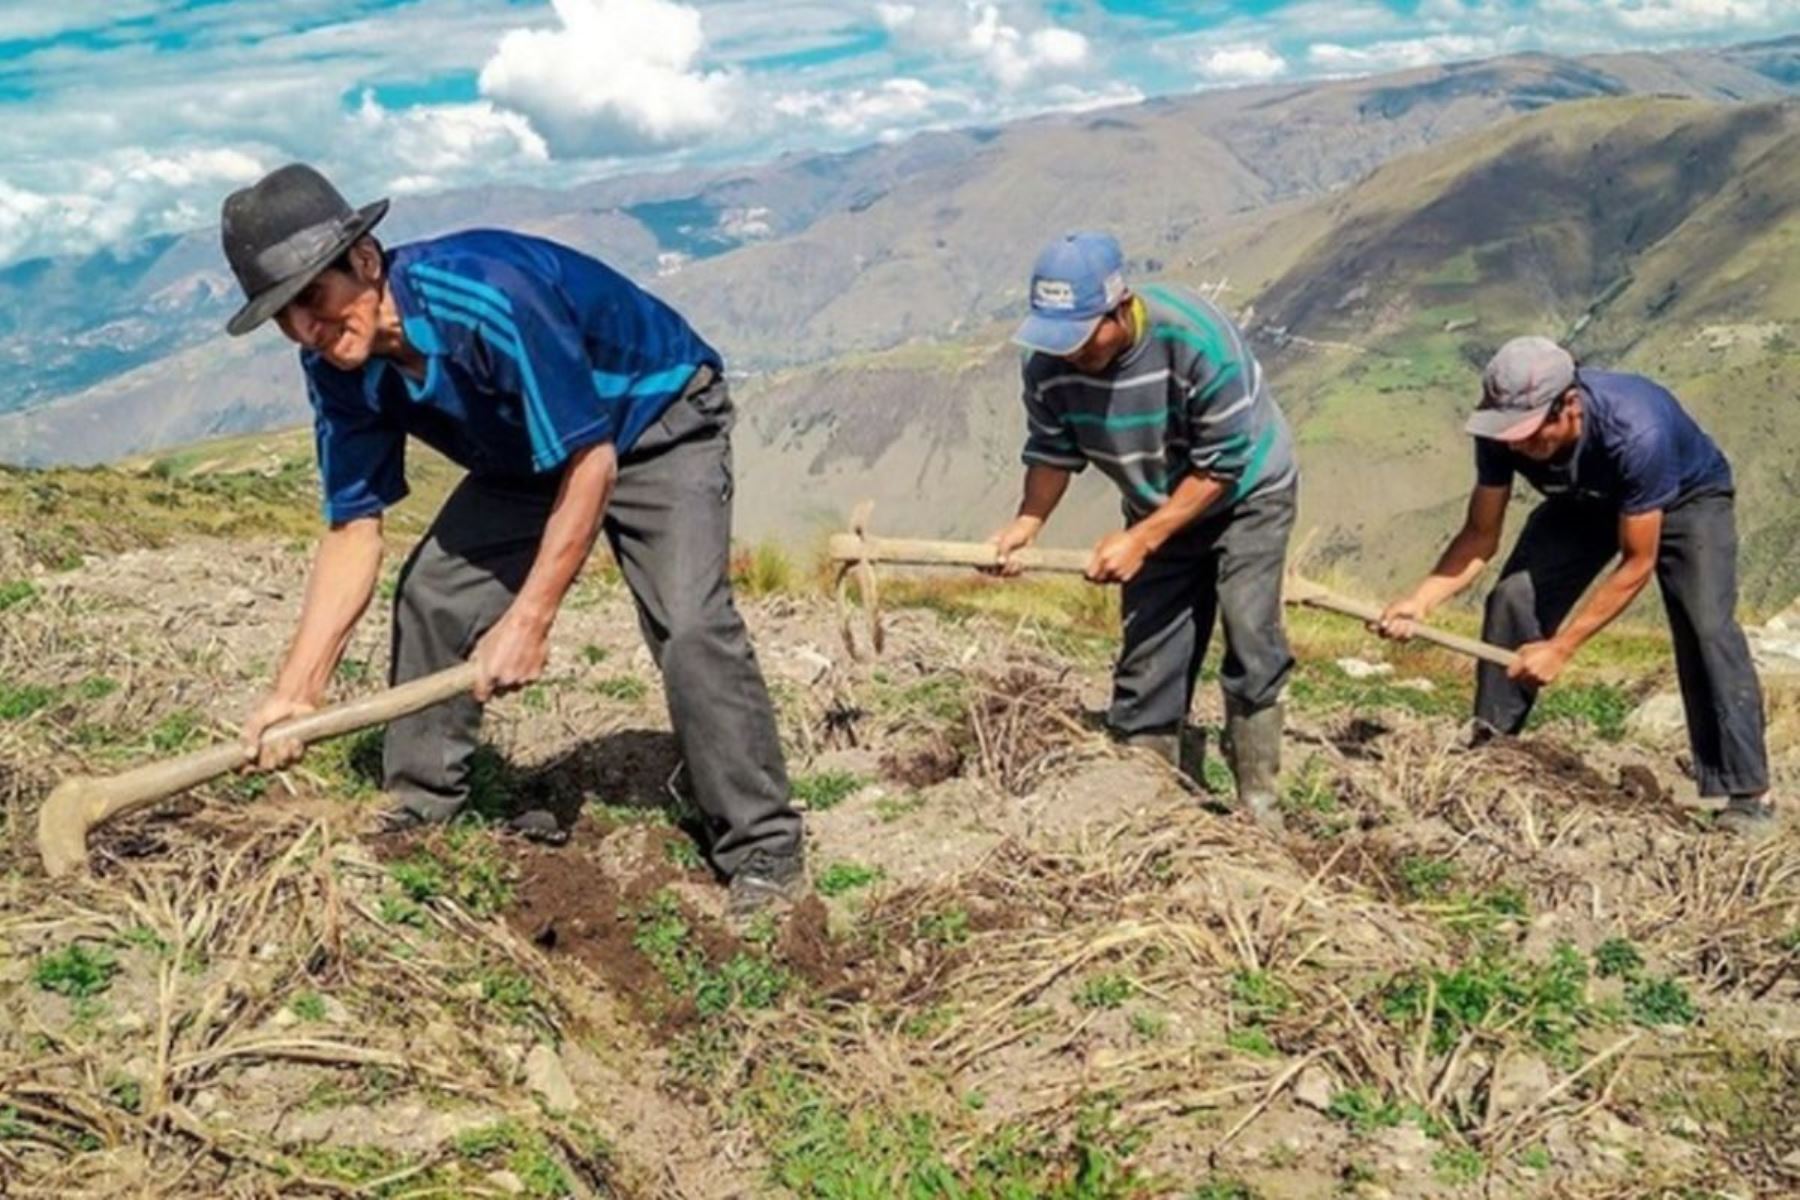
left=1033, top=278, right=1077, bottom=311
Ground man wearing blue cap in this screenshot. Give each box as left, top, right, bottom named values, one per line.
left=1377, top=336, right=1775, bottom=837
left=217, top=163, right=807, bottom=913
left=991, top=232, right=1299, bottom=830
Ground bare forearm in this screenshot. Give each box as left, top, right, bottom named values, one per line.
left=1132, top=472, right=1226, bottom=553
left=1555, top=560, right=1653, bottom=651
left=1015, top=464, right=1071, bottom=526
left=273, top=519, right=384, bottom=702
left=1411, top=527, right=1500, bottom=610
left=510, top=443, right=616, bottom=629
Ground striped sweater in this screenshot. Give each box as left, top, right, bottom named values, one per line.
left=1020, top=283, right=1297, bottom=520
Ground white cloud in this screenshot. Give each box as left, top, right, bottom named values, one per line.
left=351, top=92, right=549, bottom=189
left=774, top=77, right=969, bottom=136
left=1195, top=43, right=1289, bottom=84
left=0, top=147, right=267, bottom=264
left=1553, top=0, right=1786, bottom=34
left=878, top=1, right=1091, bottom=89
left=477, top=0, right=737, bottom=155
left=1307, top=33, right=1514, bottom=74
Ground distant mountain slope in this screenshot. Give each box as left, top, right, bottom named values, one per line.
left=728, top=95, right=1800, bottom=607
left=4, top=39, right=1800, bottom=466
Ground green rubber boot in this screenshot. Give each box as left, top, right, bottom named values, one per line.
left=1223, top=697, right=1285, bottom=833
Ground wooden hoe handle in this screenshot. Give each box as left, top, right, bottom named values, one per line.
left=38, top=662, right=481, bottom=879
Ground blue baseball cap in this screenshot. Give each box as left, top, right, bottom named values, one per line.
left=1013, top=231, right=1128, bottom=356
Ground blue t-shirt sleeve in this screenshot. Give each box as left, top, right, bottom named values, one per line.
left=1473, top=438, right=1515, bottom=488
left=1616, top=424, right=1678, bottom=515
left=409, top=258, right=612, bottom=472
left=308, top=366, right=408, bottom=524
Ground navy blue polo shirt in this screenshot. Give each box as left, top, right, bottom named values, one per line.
left=1474, top=369, right=1732, bottom=515
left=302, top=229, right=722, bottom=524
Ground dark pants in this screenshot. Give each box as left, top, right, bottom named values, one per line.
left=1109, top=483, right=1297, bottom=734
left=383, top=377, right=802, bottom=873
left=1476, top=491, right=1769, bottom=797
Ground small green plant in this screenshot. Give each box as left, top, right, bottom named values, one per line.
left=387, top=826, right=513, bottom=917
left=333, top=658, right=370, bottom=684
left=148, top=708, right=204, bottom=753
left=731, top=541, right=796, bottom=597
left=1226, top=1027, right=1278, bottom=1057
left=1073, top=971, right=1134, bottom=1011
left=1518, top=1144, right=1552, bottom=1171
left=33, top=944, right=119, bottom=998
left=0, top=682, right=57, bottom=721
left=1383, top=943, right=1598, bottom=1059
left=580, top=643, right=608, bottom=665
left=105, top=1074, right=143, bottom=1114
left=697, top=953, right=792, bottom=1015
left=791, top=769, right=864, bottom=811
left=1327, top=1088, right=1405, bottom=1135
left=1191, top=1176, right=1259, bottom=1200
left=816, top=861, right=883, bottom=897
left=290, top=990, right=327, bottom=1022
left=118, top=925, right=169, bottom=955
left=593, top=675, right=649, bottom=703
left=1230, top=970, right=1292, bottom=1024
left=874, top=791, right=928, bottom=822
left=1594, top=937, right=1644, bottom=979
left=75, top=675, right=118, bottom=701
left=663, top=836, right=704, bottom=870
left=1433, top=1145, right=1484, bottom=1184
left=0, top=579, right=37, bottom=611
left=478, top=968, right=544, bottom=1028
left=1398, top=854, right=1457, bottom=898
left=1626, top=976, right=1697, bottom=1027
left=1129, top=1009, right=1168, bottom=1041
left=1530, top=682, right=1632, bottom=741
left=917, top=906, right=972, bottom=947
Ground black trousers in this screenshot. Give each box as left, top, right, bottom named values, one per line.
left=1475, top=491, right=1769, bottom=797
left=383, top=377, right=802, bottom=873
left=1109, top=482, right=1297, bottom=734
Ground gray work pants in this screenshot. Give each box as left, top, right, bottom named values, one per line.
left=1109, top=482, right=1297, bottom=734
left=1476, top=490, right=1769, bottom=797
left=383, top=377, right=802, bottom=873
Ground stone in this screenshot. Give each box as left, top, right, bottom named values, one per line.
left=1336, top=657, right=1394, bottom=680
left=523, top=1044, right=578, bottom=1114
left=1396, top=677, right=1436, bottom=693
left=1627, top=692, right=1687, bottom=740
left=271, top=1007, right=299, bottom=1029
left=321, top=996, right=353, bottom=1025
left=1291, top=1064, right=1337, bottom=1113
left=1369, top=1123, right=1432, bottom=1175
left=1488, top=1053, right=1553, bottom=1119
left=486, top=1171, right=527, bottom=1196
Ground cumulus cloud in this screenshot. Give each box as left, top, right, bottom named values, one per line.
left=0, top=147, right=266, bottom=264
left=1551, top=0, right=1786, bottom=34
left=1195, top=43, right=1288, bottom=84
left=877, top=1, right=1091, bottom=90
left=775, top=77, right=969, bottom=136
left=1307, top=33, right=1513, bottom=74
left=351, top=92, right=549, bottom=192
left=477, top=0, right=736, bottom=156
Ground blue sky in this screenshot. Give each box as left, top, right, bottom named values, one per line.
left=0, top=0, right=1795, bottom=264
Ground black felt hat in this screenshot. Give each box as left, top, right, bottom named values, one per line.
left=220, top=163, right=389, bottom=336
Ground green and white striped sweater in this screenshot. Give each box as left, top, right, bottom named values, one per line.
left=1019, top=283, right=1297, bottom=520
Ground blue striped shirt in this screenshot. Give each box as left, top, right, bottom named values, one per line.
left=303, top=229, right=721, bottom=524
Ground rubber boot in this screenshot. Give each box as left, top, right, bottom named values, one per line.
left=1118, top=728, right=1181, bottom=771
left=1223, top=696, right=1285, bottom=833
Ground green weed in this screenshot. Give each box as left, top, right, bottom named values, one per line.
left=1626, top=976, right=1697, bottom=1027
left=1529, top=682, right=1633, bottom=742
left=791, top=769, right=865, bottom=811
left=33, top=944, right=119, bottom=998
left=1074, top=972, right=1134, bottom=1011
left=1594, top=937, right=1644, bottom=980
left=593, top=675, right=649, bottom=703
left=1129, top=1010, right=1167, bottom=1042
left=0, top=579, right=37, bottom=611
left=0, top=682, right=57, bottom=721
left=290, top=990, right=327, bottom=1022
left=1190, top=1177, right=1259, bottom=1200
left=816, top=861, right=883, bottom=897
left=1433, top=1145, right=1485, bottom=1184
left=1327, top=1088, right=1406, bottom=1134
left=1382, top=943, right=1599, bottom=1059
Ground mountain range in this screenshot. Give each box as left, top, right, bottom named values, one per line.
left=2, top=35, right=1798, bottom=603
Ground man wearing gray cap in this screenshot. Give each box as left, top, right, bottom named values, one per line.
left=1377, top=336, right=1774, bottom=836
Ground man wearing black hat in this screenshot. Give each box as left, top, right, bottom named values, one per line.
left=1377, top=336, right=1776, bottom=836
left=220, top=163, right=805, bottom=913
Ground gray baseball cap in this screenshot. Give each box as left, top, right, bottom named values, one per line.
left=1466, top=336, right=1577, bottom=440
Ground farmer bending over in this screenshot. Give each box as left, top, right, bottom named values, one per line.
left=990, top=232, right=1299, bottom=830
left=218, top=164, right=805, bottom=913
left=1377, top=336, right=1776, bottom=837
